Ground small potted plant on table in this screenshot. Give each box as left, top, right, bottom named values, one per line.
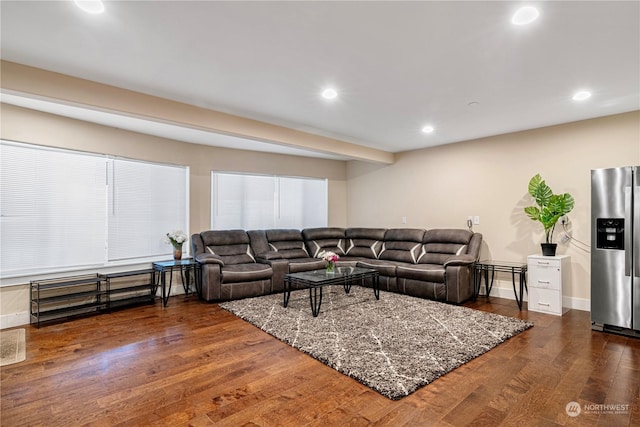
left=524, top=174, right=575, bottom=256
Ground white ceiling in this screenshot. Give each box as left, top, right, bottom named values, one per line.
left=1, top=1, right=639, bottom=159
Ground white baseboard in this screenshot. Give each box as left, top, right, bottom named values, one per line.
left=562, top=295, right=590, bottom=312
left=1, top=311, right=30, bottom=329
left=485, top=285, right=590, bottom=312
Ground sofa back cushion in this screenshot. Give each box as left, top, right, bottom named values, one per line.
left=247, top=229, right=269, bottom=256
left=200, top=230, right=256, bottom=265
left=302, top=228, right=346, bottom=257
left=418, top=229, right=473, bottom=264
left=378, top=228, right=426, bottom=264
left=265, top=229, right=310, bottom=259
left=344, top=228, right=387, bottom=259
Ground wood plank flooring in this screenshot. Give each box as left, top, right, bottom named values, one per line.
left=1, top=294, right=639, bottom=426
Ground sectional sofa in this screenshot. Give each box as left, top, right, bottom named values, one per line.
left=191, top=227, right=482, bottom=305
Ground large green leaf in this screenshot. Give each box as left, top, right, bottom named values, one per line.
left=523, top=174, right=575, bottom=243
left=528, top=174, right=552, bottom=207
left=524, top=206, right=541, bottom=221
left=547, top=193, right=575, bottom=217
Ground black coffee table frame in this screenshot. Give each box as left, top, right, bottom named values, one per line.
left=284, top=267, right=380, bottom=317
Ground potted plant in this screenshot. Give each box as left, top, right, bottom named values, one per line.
left=524, top=174, right=575, bottom=256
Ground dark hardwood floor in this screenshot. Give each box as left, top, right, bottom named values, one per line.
left=1, top=293, right=639, bottom=426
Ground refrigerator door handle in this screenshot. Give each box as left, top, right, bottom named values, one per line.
left=635, top=183, right=640, bottom=278
left=625, top=186, right=632, bottom=276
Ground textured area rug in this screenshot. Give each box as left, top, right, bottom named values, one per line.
left=0, top=328, right=26, bottom=367
left=220, top=287, right=533, bottom=399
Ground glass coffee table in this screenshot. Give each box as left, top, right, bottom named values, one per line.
left=284, top=267, right=380, bottom=317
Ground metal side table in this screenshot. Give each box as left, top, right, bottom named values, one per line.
left=474, top=260, right=528, bottom=310
left=152, top=259, right=200, bottom=307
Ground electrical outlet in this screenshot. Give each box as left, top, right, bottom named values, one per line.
left=474, top=216, right=480, bottom=225
left=402, top=216, right=407, bottom=224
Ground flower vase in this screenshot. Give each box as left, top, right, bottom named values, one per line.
left=173, top=245, right=183, bottom=260
left=326, top=261, right=335, bottom=273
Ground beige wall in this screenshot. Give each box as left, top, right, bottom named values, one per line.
left=0, top=103, right=348, bottom=325
left=347, top=111, right=640, bottom=306
left=2, top=101, right=639, bottom=325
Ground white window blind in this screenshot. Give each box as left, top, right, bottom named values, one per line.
left=211, top=172, right=327, bottom=230
left=108, top=158, right=188, bottom=261
left=0, top=140, right=189, bottom=278
left=0, top=141, right=107, bottom=276
left=277, top=176, right=327, bottom=229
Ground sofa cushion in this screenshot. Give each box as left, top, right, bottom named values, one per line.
left=418, top=229, right=473, bottom=265
left=201, top=229, right=250, bottom=246
left=247, top=229, right=270, bottom=256
left=336, top=256, right=372, bottom=267
left=221, top=263, right=272, bottom=283
left=344, top=228, right=387, bottom=259
left=201, top=230, right=256, bottom=265
left=287, top=258, right=326, bottom=273
left=265, top=229, right=303, bottom=242
left=378, top=228, right=425, bottom=264
left=302, top=227, right=346, bottom=257
left=356, top=259, right=398, bottom=277
left=384, top=228, right=426, bottom=242
left=265, top=229, right=310, bottom=259
left=396, top=264, right=446, bottom=283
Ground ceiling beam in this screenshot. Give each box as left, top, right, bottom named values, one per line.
left=0, top=61, right=395, bottom=164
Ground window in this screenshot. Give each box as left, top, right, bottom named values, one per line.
left=1, top=141, right=107, bottom=275
left=0, top=140, right=188, bottom=278
left=108, top=158, right=188, bottom=261
left=211, top=172, right=327, bottom=230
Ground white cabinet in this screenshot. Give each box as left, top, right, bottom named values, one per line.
left=527, top=255, right=570, bottom=316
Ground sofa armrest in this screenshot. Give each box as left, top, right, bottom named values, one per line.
left=195, top=253, right=224, bottom=266
left=255, top=259, right=289, bottom=292
left=444, top=254, right=476, bottom=267
left=444, top=257, right=476, bottom=303
left=256, top=252, right=284, bottom=261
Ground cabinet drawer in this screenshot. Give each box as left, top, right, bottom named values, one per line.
left=530, top=258, right=561, bottom=269
left=528, top=287, right=562, bottom=315
left=529, top=266, right=561, bottom=290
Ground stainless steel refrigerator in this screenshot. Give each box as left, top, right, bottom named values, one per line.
left=591, top=166, right=640, bottom=337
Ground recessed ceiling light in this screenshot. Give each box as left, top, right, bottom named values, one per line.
left=511, top=6, right=539, bottom=25
left=321, top=88, right=338, bottom=100
left=572, top=91, right=592, bottom=101
left=74, top=0, right=105, bottom=14
left=421, top=125, right=435, bottom=134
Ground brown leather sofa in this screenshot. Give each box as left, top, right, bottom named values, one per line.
left=190, top=230, right=272, bottom=301
left=191, top=227, right=482, bottom=304
left=248, top=229, right=325, bottom=292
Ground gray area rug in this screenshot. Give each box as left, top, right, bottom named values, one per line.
left=0, top=328, right=26, bottom=367
left=220, top=287, right=533, bottom=399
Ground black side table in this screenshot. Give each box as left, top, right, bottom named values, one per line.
left=152, top=259, right=200, bottom=307
left=474, top=260, right=528, bottom=310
